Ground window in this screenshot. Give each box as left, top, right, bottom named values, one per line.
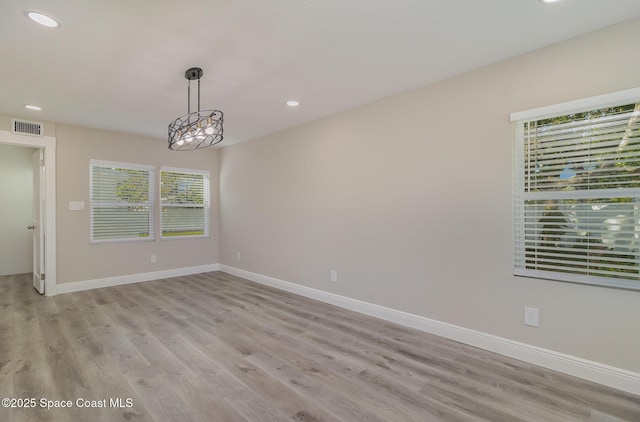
left=90, top=160, right=155, bottom=243
left=512, top=88, right=640, bottom=290
left=160, top=167, right=210, bottom=239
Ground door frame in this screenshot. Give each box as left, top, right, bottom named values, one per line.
left=0, top=130, right=57, bottom=296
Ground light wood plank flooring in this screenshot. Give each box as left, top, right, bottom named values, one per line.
left=1, top=271, right=638, bottom=421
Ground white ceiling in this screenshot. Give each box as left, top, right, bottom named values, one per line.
left=2, top=1, right=640, bottom=146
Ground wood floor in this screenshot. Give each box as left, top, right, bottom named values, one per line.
left=0, top=272, right=638, bottom=421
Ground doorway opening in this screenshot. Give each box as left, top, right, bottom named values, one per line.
left=0, top=130, right=57, bottom=296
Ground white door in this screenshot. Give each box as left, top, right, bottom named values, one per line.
left=32, top=149, right=45, bottom=294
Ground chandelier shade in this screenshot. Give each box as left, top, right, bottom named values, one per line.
left=168, top=67, right=224, bottom=150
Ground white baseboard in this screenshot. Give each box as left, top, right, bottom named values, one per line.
left=219, top=264, right=640, bottom=396
left=56, top=264, right=220, bottom=294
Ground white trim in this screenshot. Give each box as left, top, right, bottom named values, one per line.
left=160, top=165, right=210, bottom=176
left=56, top=264, right=219, bottom=294
left=219, top=264, right=640, bottom=396
left=515, top=268, right=640, bottom=292
left=523, top=188, right=640, bottom=201
left=90, top=159, right=155, bottom=172
left=0, top=130, right=57, bottom=296
left=510, top=86, right=640, bottom=122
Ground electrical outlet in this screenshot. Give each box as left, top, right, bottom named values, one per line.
left=236, top=252, right=241, bottom=261
left=150, top=255, right=157, bottom=264
left=524, top=307, right=539, bottom=327
left=330, top=270, right=338, bottom=283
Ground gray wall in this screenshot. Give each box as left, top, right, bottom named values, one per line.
left=54, top=123, right=220, bottom=284
left=0, top=119, right=220, bottom=285
left=219, top=19, right=640, bottom=372
left=0, top=121, right=220, bottom=286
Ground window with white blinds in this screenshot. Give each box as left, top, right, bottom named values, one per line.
left=160, top=167, right=210, bottom=239
left=90, top=160, right=155, bottom=243
left=512, top=89, right=640, bottom=290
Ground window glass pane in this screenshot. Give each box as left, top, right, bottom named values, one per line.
left=523, top=198, right=639, bottom=281
left=161, top=171, right=205, bottom=205
left=92, top=206, right=152, bottom=240
left=92, top=167, right=150, bottom=204
left=524, top=104, right=640, bottom=192
left=90, top=161, right=154, bottom=242
left=161, top=207, right=205, bottom=237
left=160, top=168, right=209, bottom=238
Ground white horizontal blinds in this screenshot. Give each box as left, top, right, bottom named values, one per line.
left=523, top=199, right=639, bottom=280
left=515, top=101, right=640, bottom=289
left=90, top=161, right=155, bottom=243
left=524, top=105, right=640, bottom=192
left=160, top=167, right=210, bottom=238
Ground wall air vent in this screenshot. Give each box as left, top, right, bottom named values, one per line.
left=11, top=119, right=43, bottom=137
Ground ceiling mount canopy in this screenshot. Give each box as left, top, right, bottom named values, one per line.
left=168, top=67, right=223, bottom=150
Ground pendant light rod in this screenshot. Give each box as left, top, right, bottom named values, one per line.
left=185, top=67, right=203, bottom=114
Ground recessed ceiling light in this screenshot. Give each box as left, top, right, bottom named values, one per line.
left=540, top=0, right=561, bottom=3
left=286, top=100, right=300, bottom=107
left=25, top=104, right=42, bottom=111
left=26, top=12, right=59, bottom=28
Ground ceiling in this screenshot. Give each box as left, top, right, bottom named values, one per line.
left=2, top=1, right=640, bottom=147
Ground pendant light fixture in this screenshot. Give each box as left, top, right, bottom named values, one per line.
left=168, top=67, right=223, bottom=150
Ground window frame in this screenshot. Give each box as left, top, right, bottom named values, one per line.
left=89, top=160, right=155, bottom=244
left=511, top=87, right=640, bottom=291
left=159, top=166, right=210, bottom=240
